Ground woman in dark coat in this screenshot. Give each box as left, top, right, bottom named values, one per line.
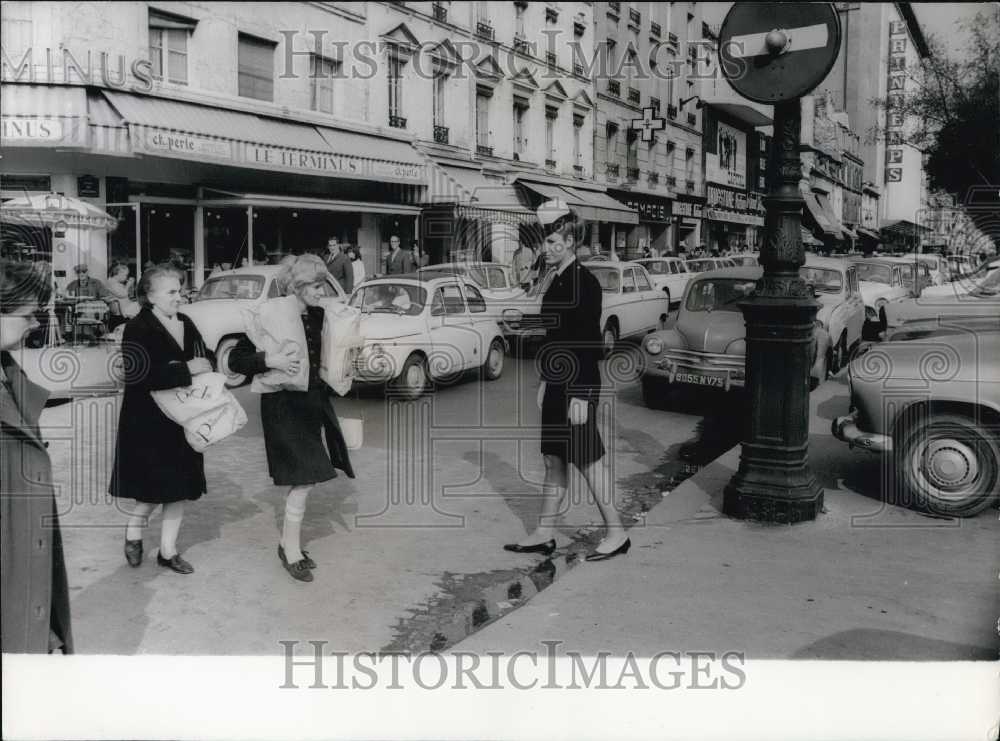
left=1, top=260, right=73, bottom=653
left=110, top=264, right=214, bottom=574
left=228, top=254, right=355, bottom=583
left=503, top=201, right=630, bottom=561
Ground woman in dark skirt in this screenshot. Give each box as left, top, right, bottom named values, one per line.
left=110, top=264, right=214, bottom=574
left=228, top=254, right=355, bottom=583
left=503, top=201, right=630, bottom=561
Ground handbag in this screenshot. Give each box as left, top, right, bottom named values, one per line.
left=151, top=371, right=248, bottom=453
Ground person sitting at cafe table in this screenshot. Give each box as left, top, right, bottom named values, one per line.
left=64, top=264, right=109, bottom=299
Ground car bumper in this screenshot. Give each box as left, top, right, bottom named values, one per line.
left=831, top=410, right=893, bottom=453
left=644, top=352, right=746, bottom=390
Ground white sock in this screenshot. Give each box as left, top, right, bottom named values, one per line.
left=282, top=487, right=311, bottom=563
left=126, top=502, right=156, bottom=541
left=159, top=501, right=184, bottom=559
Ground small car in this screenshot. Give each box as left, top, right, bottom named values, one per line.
left=922, top=258, right=1000, bottom=299
left=633, top=256, right=693, bottom=307
left=729, top=253, right=760, bottom=267
left=884, top=266, right=1000, bottom=329
left=901, top=253, right=950, bottom=285
left=947, top=254, right=978, bottom=278
left=848, top=257, right=922, bottom=336
left=640, top=266, right=831, bottom=407
left=179, top=265, right=347, bottom=386
left=348, top=275, right=507, bottom=399
left=501, top=261, right=670, bottom=355
left=800, top=256, right=865, bottom=374
left=685, top=256, right=737, bottom=274
left=832, top=326, right=999, bottom=516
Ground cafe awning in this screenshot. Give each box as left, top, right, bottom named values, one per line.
left=1, top=84, right=90, bottom=148
left=199, top=189, right=421, bottom=215
left=516, top=178, right=638, bottom=224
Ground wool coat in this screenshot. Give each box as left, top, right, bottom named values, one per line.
left=1, top=352, right=73, bottom=653
left=109, top=307, right=214, bottom=504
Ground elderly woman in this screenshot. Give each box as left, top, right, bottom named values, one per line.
left=1, top=261, right=73, bottom=653
left=110, top=264, right=214, bottom=574
left=228, top=254, right=355, bottom=583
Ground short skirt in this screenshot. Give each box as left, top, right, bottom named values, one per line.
left=539, top=382, right=604, bottom=467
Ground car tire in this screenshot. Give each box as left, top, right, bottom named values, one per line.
left=641, top=376, right=672, bottom=410
left=482, top=338, right=505, bottom=381
left=390, top=353, right=428, bottom=400
left=602, top=321, right=619, bottom=357
left=217, top=336, right=247, bottom=388
left=893, top=411, right=1000, bottom=517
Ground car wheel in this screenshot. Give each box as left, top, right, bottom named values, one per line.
left=602, top=321, right=619, bottom=357
left=641, top=376, right=672, bottom=410
left=217, top=337, right=247, bottom=388
left=893, top=412, right=1000, bottom=517
left=482, top=338, right=505, bottom=381
left=391, top=353, right=428, bottom=399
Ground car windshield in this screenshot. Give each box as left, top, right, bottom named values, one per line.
left=588, top=266, right=622, bottom=292
left=855, top=263, right=892, bottom=284
left=196, top=275, right=265, bottom=300
left=800, top=267, right=843, bottom=294
left=685, top=278, right=757, bottom=313
left=641, top=261, right=669, bottom=275
left=686, top=260, right=713, bottom=272
left=350, top=283, right=427, bottom=315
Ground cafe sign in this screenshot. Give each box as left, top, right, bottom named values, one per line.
left=246, top=145, right=424, bottom=184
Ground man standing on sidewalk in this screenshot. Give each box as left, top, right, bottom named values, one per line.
left=384, top=235, right=414, bottom=275
left=324, top=237, right=353, bottom=294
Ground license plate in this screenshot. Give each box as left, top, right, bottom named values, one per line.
left=674, top=372, right=726, bottom=388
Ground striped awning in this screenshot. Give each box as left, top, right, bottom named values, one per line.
left=1, top=84, right=90, bottom=148
left=517, top=178, right=638, bottom=224
left=425, top=161, right=534, bottom=217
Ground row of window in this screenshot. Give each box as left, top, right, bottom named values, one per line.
left=604, top=124, right=697, bottom=181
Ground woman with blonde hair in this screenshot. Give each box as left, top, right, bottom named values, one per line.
left=228, top=254, right=355, bottom=582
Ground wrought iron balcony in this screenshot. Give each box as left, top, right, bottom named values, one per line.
left=607, top=1, right=621, bottom=16
left=607, top=79, right=621, bottom=97
left=629, top=8, right=641, bottom=26
left=650, top=21, right=662, bottom=38
left=476, top=21, right=494, bottom=40
left=667, top=32, right=678, bottom=47
left=573, top=164, right=584, bottom=175
left=545, top=158, right=557, bottom=169
left=666, top=175, right=677, bottom=187
left=649, top=97, right=660, bottom=113
left=389, top=115, right=407, bottom=129
left=574, top=19, right=586, bottom=36
left=432, top=2, right=447, bottom=22
left=573, top=62, right=585, bottom=77
left=605, top=162, right=620, bottom=177
left=627, top=167, right=640, bottom=181
left=647, top=171, right=659, bottom=184
left=546, top=51, right=557, bottom=68
left=433, top=125, right=449, bottom=144
left=627, top=87, right=641, bottom=105
left=513, top=34, right=529, bottom=53
left=687, top=112, right=697, bottom=126
left=545, top=6, right=558, bottom=23
left=667, top=104, right=677, bottom=119
left=685, top=179, right=695, bottom=192
left=477, top=144, right=494, bottom=157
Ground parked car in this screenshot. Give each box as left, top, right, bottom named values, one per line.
left=179, top=265, right=347, bottom=386
left=730, top=253, right=759, bottom=267
left=800, top=256, right=865, bottom=374
left=416, top=262, right=534, bottom=322
left=685, top=257, right=737, bottom=274
left=884, top=265, right=1000, bottom=329
left=922, top=258, right=1000, bottom=299
left=832, top=327, right=999, bottom=516
left=640, top=266, right=831, bottom=407
left=848, top=257, right=922, bottom=336
left=947, top=254, right=978, bottom=278
left=900, top=253, right=950, bottom=285
left=501, top=261, right=669, bottom=355
left=348, top=275, right=507, bottom=399
left=633, top=256, right=693, bottom=307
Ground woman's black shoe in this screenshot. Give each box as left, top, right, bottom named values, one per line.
left=157, top=553, right=194, bottom=574
left=503, top=539, right=556, bottom=556
left=279, top=545, right=316, bottom=570
left=584, top=538, right=631, bottom=562
left=124, top=539, right=143, bottom=567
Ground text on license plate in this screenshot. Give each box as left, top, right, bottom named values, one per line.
left=674, top=372, right=725, bottom=388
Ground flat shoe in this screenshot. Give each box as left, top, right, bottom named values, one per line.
left=124, top=538, right=143, bottom=567
left=503, top=539, right=556, bottom=556
left=157, top=553, right=194, bottom=574
left=278, top=544, right=316, bottom=570
left=585, top=538, right=631, bottom=562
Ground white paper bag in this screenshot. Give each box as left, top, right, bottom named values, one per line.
left=319, top=300, right=365, bottom=396
left=151, top=372, right=248, bottom=452
left=241, top=296, right=309, bottom=393
left=339, top=417, right=364, bottom=450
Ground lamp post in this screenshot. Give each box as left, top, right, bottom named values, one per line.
left=716, top=3, right=842, bottom=522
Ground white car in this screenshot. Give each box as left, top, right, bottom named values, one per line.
left=633, top=257, right=693, bottom=307
left=800, top=256, right=865, bottom=373
left=179, top=265, right=347, bottom=386
left=685, top=257, right=738, bottom=274
left=923, top=258, right=1000, bottom=298
left=416, top=262, right=536, bottom=320
left=901, top=253, right=950, bottom=285
left=348, top=275, right=507, bottom=399
left=849, top=258, right=920, bottom=334
left=502, top=261, right=670, bottom=354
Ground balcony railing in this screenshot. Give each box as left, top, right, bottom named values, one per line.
left=389, top=114, right=407, bottom=129
left=546, top=51, right=557, bottom=68
left=650, top=21, right=662, bottom=38
left=628, top=8, right=641, bottom=26
left=545, top=158, right=557, bottom=169
left=666, top=175, right=677, bottom=187
left=627, top=167, right=640, bottom=180
left=573, top=62, right=585, bottom=77
left=433, top=125, right=449, bottom=144
left=667, top=32, right=679, bottom=47
left=649, top=97, right=660, bottom=113
left=607, top=1, right=621, bottom=16
left=687, top=112, right=697, bottom=126
left=574, top=19, right=586, bottom=36
left=513, top=34, right=529, bottom=53
left=607, top=79, right=620, bottom=97
left=477, top=143, right=494, bottom=157
left=667, top=104, right=677, bottom=119
left=545, top=6, right=558, bottom=23
left=476, top=21, right=494, bottom=40
left=685, top=179, right=695, bottom=192
left=627, top=87, right=641, bottom=105
left=573, top=164, right=584, bottom=175
left=605, top=162, right=620, bottom=177
left=647, top=172, right=659, bottom=184
left=432, top=2, right=447, bottom=22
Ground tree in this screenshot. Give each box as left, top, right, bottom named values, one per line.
left=875, top=8, right=1000, bottom=248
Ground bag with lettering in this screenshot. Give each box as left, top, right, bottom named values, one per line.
left=318, top=299, right=365, bottom=396
left=150, top=372, right=248, bottom=453
left=240, top=295, right=309, bottom=392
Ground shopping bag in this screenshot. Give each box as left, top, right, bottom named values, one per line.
left=241, top=296, right=309, bottom=392
left=150, top=372, right=248, bottom=452
left=318, top=300, right=365, bottom=396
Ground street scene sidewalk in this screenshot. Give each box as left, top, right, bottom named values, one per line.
left=456, top=377, right=999, bottom=660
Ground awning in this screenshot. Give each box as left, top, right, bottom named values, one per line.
left=1, top=84, right=89, bottom=148
left=517, top=178, right=638, bottom=224
left=800, top=188, right=838, bottom=238
left=102, top=90, right=425, bottom=185
left=801, top=228, right=823, bottom=247
left=200, top=189, right=421, bottom=215
left=841, top=224, right=858, bottom=240
left=701, top=99, right=773, bottom=127
left=856, top=227, right=881, bottom=240
left=880, top=219, right=932, bottom=235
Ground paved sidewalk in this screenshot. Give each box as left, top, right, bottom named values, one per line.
left=456, top=378, right=1000, bottom=660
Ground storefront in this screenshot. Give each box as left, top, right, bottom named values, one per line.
left=1, top=83, right=427, bottom=287
left=671, top=195, right=704, bottom=254
left=605, top=190, right=672, bottom=258
left=704, top=183, right=765, bottom=253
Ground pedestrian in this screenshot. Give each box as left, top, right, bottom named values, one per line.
left=105, top=262, right=140, bottom=323
left=412, top=241, right=429, bottom=269
left=347, top=246, right=366, bottom=287
left=324, top=237, right=354, bottom=294
left=384, top=235, right=415, bottom=275
left=110, top=263, right=215, bottom=575
left=503, top=200, right=630, bottom=562
left=227, top=254, right=356, bottom=582
left=1, top=260, right=73, bottom=653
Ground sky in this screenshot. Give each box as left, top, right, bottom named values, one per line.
left=911, top=2, right=991, bottom=59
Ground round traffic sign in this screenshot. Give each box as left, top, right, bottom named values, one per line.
left=719, top=3, right=841, bottom=104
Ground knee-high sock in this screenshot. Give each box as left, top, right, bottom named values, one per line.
left=126, top=502, right=157, bottom=541
left=159, top=501, right=184, bottom=558
left=282, top=486, right=311, bottom=563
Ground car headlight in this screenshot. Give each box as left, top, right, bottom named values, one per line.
left=501, top=308, right=523, bottom=326
left=644, top=336, right=664, bottom=355
left=725, top=339, right=746, bottom=355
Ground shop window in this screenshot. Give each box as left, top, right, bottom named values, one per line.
left=149, top=10, right=194, bottom=85
left=310, top=54, right=339, bottom=114
left=238, top=33, right=276, bottom=101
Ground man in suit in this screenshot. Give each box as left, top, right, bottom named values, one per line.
left=324, top=237, right=353, bottom=294
left=384, top=235, right=415, bottom=275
